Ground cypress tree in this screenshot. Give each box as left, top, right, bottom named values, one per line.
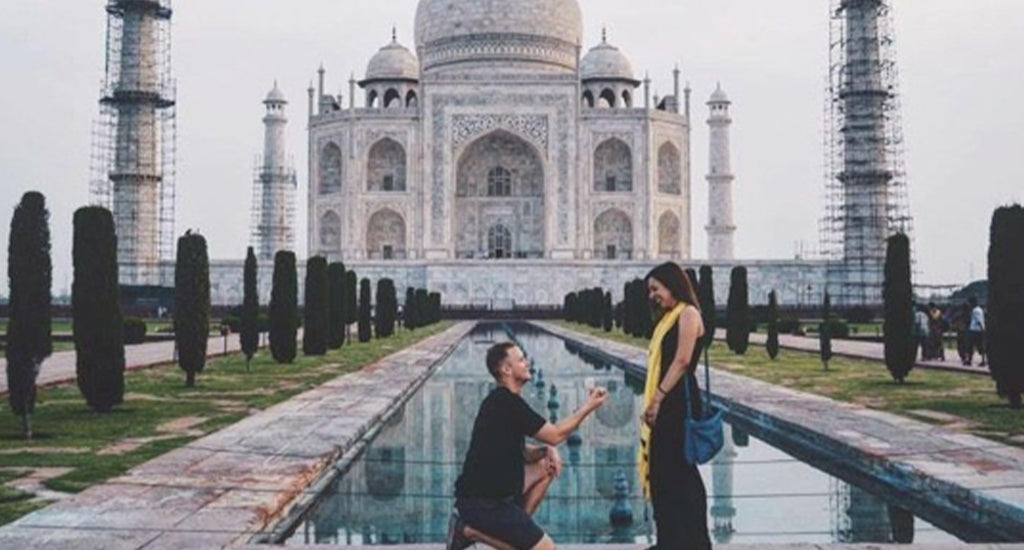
left=358, top=278, right=372, bottom=342
left=603, top=291, right=613, bottom=332
left=429, top=292, right=442, bottom=324
left=175, top=231, right=210, bottom=388
left=344, top=270, right=358, bottom=339
left=415, top=288, right=429, bottom=326
left=685, top=268, right=699, bottom=291
left=328, top=262, right=346, bottom=349
left=375, top=278, right=397, bottom=338
left=303, top=256, right=329, bottom=356
left=405, top=287, right=418, bottom=330
left=988, top=205, right=1024, bottom=409
left=820, top=291, right=834, bottom=371
left=637, top=279, right=654, bottom=339
left=726, top=266, right=750, bottom=355
left=698, top=266, right=716, bottom=352
left=622, top=282, right=635, bottom=336
left=7, top=192, right=53, bottom=437
left=240, top=247, right=259, bottom=372
left=72, top=207, right=124, bottom=413
left=270, top=251, right=298, bottom=363
left=766, top=290, right=780, bottom=360
left=883, top=233, right=915, bottom=383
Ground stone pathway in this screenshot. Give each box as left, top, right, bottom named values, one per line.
left=730, top=330, right=990, bottom=376
left=239, top=540, right=1024, bottom=544
left=540, top=322, right=1024, bottom=543
left=0, top=323, right=475, bottom=550
left=2, top=467, right=74, bottom=502
left=0, top=333, right=250, bottom=395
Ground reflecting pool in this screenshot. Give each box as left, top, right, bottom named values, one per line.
left=284, top=323, right=959, bottom=545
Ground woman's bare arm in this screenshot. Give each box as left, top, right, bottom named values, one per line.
left=655, top=307, right=704, bottom=397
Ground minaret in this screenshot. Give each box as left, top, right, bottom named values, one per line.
left=706, top=83, right=736, bottom=260
left=252, top=82, right=297, bottom=261
left=90, top=0, right=176, bottom=285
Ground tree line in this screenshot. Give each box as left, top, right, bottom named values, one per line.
left=560, top=212, right=1024, bottom=409
left=4, top=195, right=443, bottom=439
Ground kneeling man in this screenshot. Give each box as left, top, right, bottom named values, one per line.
left=448, top=342, right=608, bottom=550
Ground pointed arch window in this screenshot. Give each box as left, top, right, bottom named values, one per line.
left=487, top=166, right=512, bottom=197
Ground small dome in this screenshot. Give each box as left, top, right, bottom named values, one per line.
left=709, top=83, right=730, bottom=103
left=581, top=37, right=636, bottom=82
left=264, top=81, right=286, bottom=103
left=364, top=37, right=420, bottom=82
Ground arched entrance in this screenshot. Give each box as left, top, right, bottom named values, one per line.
left=455, top=130, right=544, bottom=259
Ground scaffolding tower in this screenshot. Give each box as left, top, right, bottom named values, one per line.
left=821, top=0, right=913, bottom=307
left=89, top=0, right=177, bottom=286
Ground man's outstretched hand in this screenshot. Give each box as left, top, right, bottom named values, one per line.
left=586, top=387, right=609, bottom=410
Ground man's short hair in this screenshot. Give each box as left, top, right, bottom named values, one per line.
left=486, top=342, right=517, bottom=380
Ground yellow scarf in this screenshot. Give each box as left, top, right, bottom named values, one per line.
left=638, top=302, right=686, bottom=500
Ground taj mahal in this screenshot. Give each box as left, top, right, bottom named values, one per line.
left=262, top=0, right=825, bottom=308
left=130, top=0, right=829, bottom=307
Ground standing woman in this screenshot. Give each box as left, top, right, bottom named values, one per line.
left=639, top=262, right=712, bottom=549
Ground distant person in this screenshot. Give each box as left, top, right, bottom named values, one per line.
left=967, top=297, right=987, bottom=367
left=446, top=342, right=608, bottom=550
left=915, top=305, right=930, bottom=361
left=640, top=262, right=713, bottom=550
left=948, top=304, right=971, bottom=366
left=927, top=303, right=946, bottom=361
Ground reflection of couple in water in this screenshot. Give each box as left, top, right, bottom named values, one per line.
left=448, top=262, right=712, bottom=550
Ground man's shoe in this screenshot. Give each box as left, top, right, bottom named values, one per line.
left=446, top=510, right=474, bottom=550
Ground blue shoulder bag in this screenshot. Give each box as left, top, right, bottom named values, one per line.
left=682, top=345, right=725, bottom=465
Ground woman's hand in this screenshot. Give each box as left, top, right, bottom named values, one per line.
left=643, top=397, right=662, bottom=428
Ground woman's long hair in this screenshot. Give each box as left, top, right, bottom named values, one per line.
left=645, top=262, right=701, bottom=315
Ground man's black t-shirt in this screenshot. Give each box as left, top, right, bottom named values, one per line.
left=455, top=386, right=547, bottom=499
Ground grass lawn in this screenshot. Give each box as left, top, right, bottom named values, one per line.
left=0, top=321, right=452, bottom=526
left=551, top=321, right=1022, bottom=448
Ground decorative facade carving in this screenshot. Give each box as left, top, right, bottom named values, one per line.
left=452, top=114, right=549, bottom=151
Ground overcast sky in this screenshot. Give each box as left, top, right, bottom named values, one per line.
left=1, top=0, right=1022, bottom=296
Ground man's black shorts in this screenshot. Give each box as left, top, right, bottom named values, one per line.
left=455, top=496, right=544, bottom=550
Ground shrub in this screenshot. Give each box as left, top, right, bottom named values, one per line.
left=175, top=231, right=211, bottom=388
left=778, top=316, right=802, bottom=335
left=240, top=247, right=260, bottom=370
left=72, top=207, right=124, bottom=413
left=844, top=306, right=875, bottom=324
left=766, top=291, right=779, bottom=360
left=7, top=192, right=53, bottom=436
left=375, top=279, right=397, bottom=338
left=988, top=204, right=1024, bottom=409
left=883, top=233, right=915, bottom=383
left=123, top=317, right=148, bottom=345
left=358, top=278, right=372, bottom=342
left=303, top=256, right=329, bottom=356
left=820, top=292, right=834, bottom=370
left=328, top=262, right=346, bottom=348
left=270, top=251, right=298, bottom=363
left=698, top=266, right=716, bottom=352
left=726, top=266, right=750, bottom=355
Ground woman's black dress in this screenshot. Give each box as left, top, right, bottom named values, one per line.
left=649, top=317, right=712, bottom=550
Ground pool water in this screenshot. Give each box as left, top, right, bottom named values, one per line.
left=284, top=323, right=959, bottom=545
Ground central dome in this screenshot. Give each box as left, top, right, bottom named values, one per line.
left=414, top=0, right=583, bottom=73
